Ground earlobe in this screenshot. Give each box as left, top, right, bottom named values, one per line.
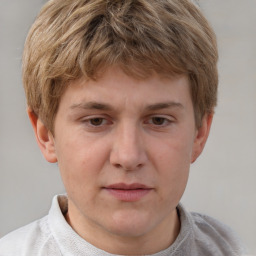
left=191, top=114, right=213, bottom=163
left=27, top=108, right=57, bottom=163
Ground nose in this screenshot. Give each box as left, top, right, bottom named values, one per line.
left=110, top=122, right=147, bottom=171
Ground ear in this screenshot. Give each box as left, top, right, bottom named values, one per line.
left=191, top=114, right=213, bottom=163
left=27, top=107, right=57, bottom=163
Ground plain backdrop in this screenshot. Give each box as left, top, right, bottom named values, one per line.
left=0, top=0, right=255, bottom=254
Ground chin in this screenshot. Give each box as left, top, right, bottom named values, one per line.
left=107, top=209, right=155, bottom=237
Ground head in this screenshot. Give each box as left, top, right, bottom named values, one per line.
left=23, top=0, right=218, bottom=134
left=23, top=0, right=218, bottom=253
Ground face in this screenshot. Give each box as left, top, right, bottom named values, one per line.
left=31, top=66, right=212, bottom=253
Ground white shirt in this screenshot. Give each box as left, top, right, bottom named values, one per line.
left=0, top=195, right=245, bottom=256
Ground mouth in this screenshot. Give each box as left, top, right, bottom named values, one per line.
left=103, top=183, right=153, bottom=202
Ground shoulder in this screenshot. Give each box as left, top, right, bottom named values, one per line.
left=0, top=216, right=61, bottom=256
left=190, top=211, right=245, bottom=255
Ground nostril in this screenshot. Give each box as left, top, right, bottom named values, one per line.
left=112, top=162, right=144, bottom=171
left=113, top=163, right=122, bottom=169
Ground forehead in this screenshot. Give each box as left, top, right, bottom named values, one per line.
left=60, top=67, right=192, bottom=110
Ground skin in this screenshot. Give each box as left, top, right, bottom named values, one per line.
left=28, top=67, right=212, bottom=255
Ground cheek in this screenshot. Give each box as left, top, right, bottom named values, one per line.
left=55, top=135, right=110, bottom=187
left=151, top=135, right=193, bottom=198
left=159, top=148, right=190, bottom=192
left=153, top=132, right=194, bottom=169
left=158, top=153, right=190, bottom=208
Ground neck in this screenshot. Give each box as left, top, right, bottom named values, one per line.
left=65, top=207, right=180, bottom=255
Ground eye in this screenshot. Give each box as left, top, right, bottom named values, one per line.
left=89, top=118, right=105, bottom=126
left=81, top=116, right=111, bottom=128
left=151, top=117, right=167, bottom=125
left=145, top=115, right=174, bottom=127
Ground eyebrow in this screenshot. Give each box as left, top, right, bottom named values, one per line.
left=70, top=102, right=114, bottom=111
left=70, top=101, right=184, bottom=111
left=145, top=102, right=184, bottom=111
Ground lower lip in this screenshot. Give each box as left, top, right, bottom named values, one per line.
left=105, top=188, right=152, bottom=202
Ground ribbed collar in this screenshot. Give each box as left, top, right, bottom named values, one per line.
left=48, top=195, right=194, bottom=256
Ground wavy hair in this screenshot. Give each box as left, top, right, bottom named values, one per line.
left=23, top=0, right=218, bottom=132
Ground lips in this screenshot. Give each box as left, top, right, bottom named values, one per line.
left=103, top=183, right=153, bottom=202
left=106, top=183, right=150, bottom=190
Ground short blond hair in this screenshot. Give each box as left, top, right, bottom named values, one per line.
left=23, top=0, right=218, bottom=132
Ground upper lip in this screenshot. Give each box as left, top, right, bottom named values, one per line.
left=105, top=183, right=152, bottom=190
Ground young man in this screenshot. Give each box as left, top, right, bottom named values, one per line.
left=0, top=0, right=245, bottom=255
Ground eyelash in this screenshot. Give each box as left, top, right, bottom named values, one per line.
left=80, top=115, right=174, bottom=130
left=146, top=116, right=173, bottom=126
left=81, top=117, right=111, bottom=127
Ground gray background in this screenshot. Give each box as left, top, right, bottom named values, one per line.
left=0, top=0, right=255, bottom=254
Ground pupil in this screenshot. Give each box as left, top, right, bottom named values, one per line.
left=91, top=118, right=103, bottom=126
left=153, top=117, right=164, bottom=125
